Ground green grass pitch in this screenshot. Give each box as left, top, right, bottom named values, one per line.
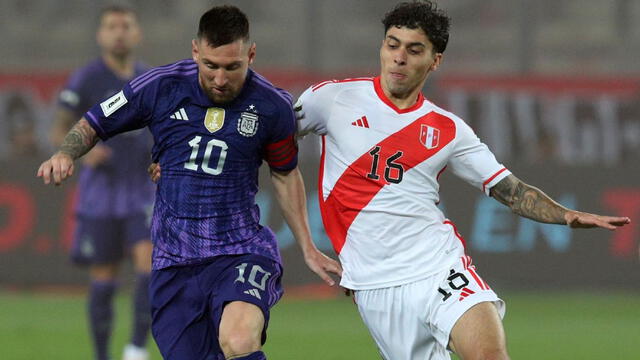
left=1, top=290, right=638, bottom=359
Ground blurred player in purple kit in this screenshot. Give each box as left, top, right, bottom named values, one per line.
left=51, top=5, right=152, bottom=360
left=39, top=5, right=341, bottom=360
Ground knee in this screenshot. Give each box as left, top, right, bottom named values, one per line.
left=219, top=329, right=261, bottom=357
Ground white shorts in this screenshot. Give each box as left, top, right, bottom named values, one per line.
left=354, top=256, right=505, bottom=360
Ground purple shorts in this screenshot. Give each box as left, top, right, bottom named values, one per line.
left=150, top=254, right=284, bottom=360
left=70, top=213, right=151, bottom=265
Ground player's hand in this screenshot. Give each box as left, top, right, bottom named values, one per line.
left=147, top=162, right=161, bottom=183
left=304, top=248, right=342, bottom=287
left=81, top=144, right=112, bottom=168
left=37, top=152, right=75, bottom=185
left=564, top=210, right=631, bottom=230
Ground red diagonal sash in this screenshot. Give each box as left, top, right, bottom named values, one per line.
left=319, top=112, right=456, bottom=254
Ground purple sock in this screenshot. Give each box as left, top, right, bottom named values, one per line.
left=232, top=351, right=267, bottom=360
left=88, top=280, right=117, bottom=360
left=130, top=272, right=151, bottom=347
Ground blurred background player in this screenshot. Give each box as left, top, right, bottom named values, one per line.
left=39, top=4, right=341, bottom=360
left=51, top=5, right=153, bottom=360
left=296, top=1, right=631, bottom=359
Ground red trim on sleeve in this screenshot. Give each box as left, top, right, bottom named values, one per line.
left=482, top=167, right=508, bottom=193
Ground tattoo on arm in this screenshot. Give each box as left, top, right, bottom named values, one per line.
left=490, top=174, right=568, bottom=224
left=59, top=118, right=98, bottom=159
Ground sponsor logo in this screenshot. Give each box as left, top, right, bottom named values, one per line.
left=351, top=115, right=370, bottom=128
left=458, top=287, right=476, bottom=302
left=243, top=288, right=262, bottom=299
left=170, top=108, right=189, bottom=121
left=237, top=112, right=259, bottom=137
left=100, top=90, right=127, bottom=117
left=204, top=107, right=225, bottom=133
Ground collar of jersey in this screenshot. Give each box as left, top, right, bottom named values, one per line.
left=190, top=68, right=255, bottom=107
left=373, top=76, right=425, bottom=114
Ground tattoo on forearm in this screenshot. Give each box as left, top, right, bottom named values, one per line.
left=59, top=118, right=98, bottom=159
left=490, top=175, right=567, bottom=224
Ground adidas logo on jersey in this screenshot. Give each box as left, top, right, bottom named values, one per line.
left=244, top=288, right=262, bottom=299
left=170, top=108, right=189, bottom=121
left=351, top=115, right=369, bottom=128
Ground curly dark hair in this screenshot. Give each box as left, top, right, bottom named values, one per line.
left=198, top=5, right=249, bottom=47
left=382, top=1, right=451, bottom=53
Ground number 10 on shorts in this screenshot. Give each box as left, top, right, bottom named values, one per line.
left=234, top=263, right=272, bottom=291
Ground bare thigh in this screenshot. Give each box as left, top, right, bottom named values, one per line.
left=449, top=302, right=509, bottom=360
left=218, top=301, right=264, bottom=358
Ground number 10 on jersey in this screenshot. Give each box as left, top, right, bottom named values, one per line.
left=184, top=135, right=228, bottom=175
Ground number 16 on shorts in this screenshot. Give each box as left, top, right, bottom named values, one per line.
left=437, top=256, right=492, bottom=303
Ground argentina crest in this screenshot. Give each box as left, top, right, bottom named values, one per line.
left=237, top=111, right=259, bottom=137
left=204, top=107, right=225, bottom=133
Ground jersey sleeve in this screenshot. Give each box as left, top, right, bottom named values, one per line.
left=295, top=85, right=332, bottom=136
left=447, top=119, right=511, bottom=196
left=58, top=69, right=91, bottom=117
left=264, top=91, right=298, bottom=172
left=83, top=82, right=152, bottom=141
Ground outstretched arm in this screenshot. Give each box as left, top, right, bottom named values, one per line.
left=50, top=108, right=77, bottom=146
left=270, top=167, right=342, bottom=286
left=37, top=117, right=99, bottom=185
left=51, top=109, right=112, bottom=168
left=490, top=174, right=630, bottom=230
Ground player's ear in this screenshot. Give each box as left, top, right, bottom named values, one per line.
left=247, top=42, right=256, bottom=65
left=430, top=53, right=443, bottom=71
left=191, top=39, right=199, bottom=62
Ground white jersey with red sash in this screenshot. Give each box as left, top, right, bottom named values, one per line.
left=297, top=76, right=510, bottom=290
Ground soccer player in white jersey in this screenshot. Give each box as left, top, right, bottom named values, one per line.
left=296, top=1, right=631, bottom=359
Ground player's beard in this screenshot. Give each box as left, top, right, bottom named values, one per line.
left=108, top=44, right=132, bottom=61
left=204, top=86, right=240, bottom=104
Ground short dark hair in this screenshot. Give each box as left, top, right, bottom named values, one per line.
left=382, top=1, right=450, bottom=53
left=99, top=4, right=138, bottom=22
left=197, top=5, right=250, bottom=47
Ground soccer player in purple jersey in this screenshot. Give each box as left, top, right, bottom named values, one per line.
left=38, top=5, right=342, bottom=360
left=50, top=5, right=153, bottom=360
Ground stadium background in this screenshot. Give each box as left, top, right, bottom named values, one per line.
left=0, top=0, right=638, bottom=359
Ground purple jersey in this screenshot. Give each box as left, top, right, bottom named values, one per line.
left=58, top=58, right=154, bottom=217
left=84, top=60, right=298, bottom=270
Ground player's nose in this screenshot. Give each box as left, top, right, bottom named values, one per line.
left=212, top=71, right=228, bottom=87
left=393, top=49, right=408, bottom=65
